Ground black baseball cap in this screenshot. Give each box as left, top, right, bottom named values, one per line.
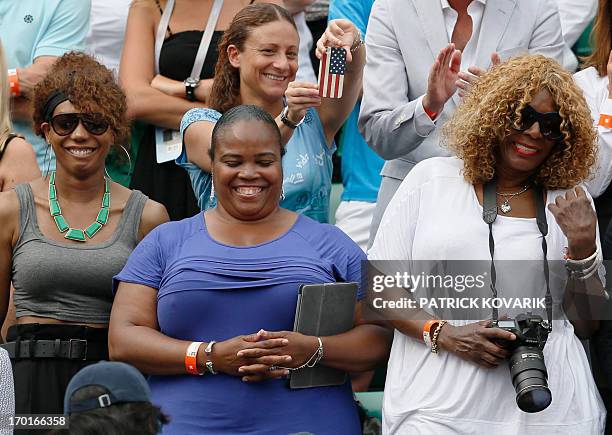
left=64, top=361, right=151, bottom=415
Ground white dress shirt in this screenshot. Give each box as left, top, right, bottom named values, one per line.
left=441, top=0, right=486, bottom=70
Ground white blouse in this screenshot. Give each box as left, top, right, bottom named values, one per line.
left=369, top=157, right=606, bottom=434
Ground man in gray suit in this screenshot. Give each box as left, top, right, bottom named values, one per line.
left=359, top=0, right=565, bottom=247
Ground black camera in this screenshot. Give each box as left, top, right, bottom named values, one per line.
left=492, top=313, right=552, bottom=413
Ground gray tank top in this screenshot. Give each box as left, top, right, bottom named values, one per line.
left=12, top=184, right=148, bottom=324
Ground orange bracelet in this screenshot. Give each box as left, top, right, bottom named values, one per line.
left=185, top=341, right=204, bottom=375
left=8, top=69, right=19, bottom=97
left=422, top=319, right=440, bottom=349
left=424, top=106, right=438, bottom=121
left=599, top=114, right=612, bottom=128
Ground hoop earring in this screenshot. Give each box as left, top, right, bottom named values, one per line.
left=280, top=185, right=285, bottom=201
left=43, top=143, right=52, bottom=178
left=118, top=144, right=133, bottom=176
left=209, top=173, right=216, bottom=207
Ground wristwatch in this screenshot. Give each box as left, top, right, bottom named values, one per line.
left=280, top=105, right=305, bottom=129
left=204, top=340, right=217, bottom=375
left=184, top=77, right=200, bottom=102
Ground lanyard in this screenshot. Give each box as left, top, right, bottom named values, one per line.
left=482, top=180, right=553, bottom=328
left=154, top=0, right=224, bottom=78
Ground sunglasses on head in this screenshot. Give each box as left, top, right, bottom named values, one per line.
left=515, top=105, right=564, bottom=141
left=50, top=113, right=110, bottom=136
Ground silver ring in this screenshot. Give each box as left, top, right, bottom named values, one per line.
left=268, top=366, right=279, bottom=372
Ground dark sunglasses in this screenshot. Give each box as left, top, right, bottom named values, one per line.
left=50, top=113, right=110, bottom=136
left=515, top=105, right=564, bottom=141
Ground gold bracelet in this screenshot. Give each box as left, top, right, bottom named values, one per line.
left=430, top=320, right=448, bottom=354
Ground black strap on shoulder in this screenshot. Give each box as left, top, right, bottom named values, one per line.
left=482, top=181, right=499, bottom=321
left=482, top=179, right=552, bottom=328
left=534, top=183, right=553, bottom=326
left=0, top=133, right=20, bottom=161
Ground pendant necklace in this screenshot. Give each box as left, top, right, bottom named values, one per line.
left=48, top=171, right=110, bottom=242
left=496, top=184, right=530, bottom=214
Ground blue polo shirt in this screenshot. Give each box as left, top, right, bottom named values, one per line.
left=329, top=0, right=383, bottom=203
left=0, top=0, right=91, bottom=172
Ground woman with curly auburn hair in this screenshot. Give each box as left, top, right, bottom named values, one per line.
left=0, top=51, right=168, bottom=417
left=368, top=54, right=607, bottom=433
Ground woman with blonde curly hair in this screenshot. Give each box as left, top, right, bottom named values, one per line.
left=0, top=51, right=168, bottom=417
left=369, top=55, right=607, bottom=433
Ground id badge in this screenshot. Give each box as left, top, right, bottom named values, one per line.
left=155, top=127, right=182, bottom=163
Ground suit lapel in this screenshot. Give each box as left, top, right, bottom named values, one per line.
left=474, top=0, right=517, bottom=67
left=412, top=0, right=448, bottom=60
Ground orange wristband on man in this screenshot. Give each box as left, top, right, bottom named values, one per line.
left=424, top=106, right=438, bottom=121
left=8, top=69, right=20, bottom=97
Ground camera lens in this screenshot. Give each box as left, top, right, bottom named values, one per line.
left=509, top=346, right=552, bottom=413
left=517, top=386, right=552, bottom=413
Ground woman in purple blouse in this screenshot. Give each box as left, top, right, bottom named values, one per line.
left=109, top=105, right=391, bottom=435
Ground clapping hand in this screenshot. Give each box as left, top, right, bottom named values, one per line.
left=423, top=44, right=462, bottom=114
left=548, top=187, right=597, bottom=260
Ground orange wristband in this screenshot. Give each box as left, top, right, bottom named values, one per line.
left=422, top=319, right=440, bottom=349
left=8, top=69, right=19, bottom=97
left=185, top=341, right=204, bottom=375
left=599, top=114, right=612, bottom=128
left=424, top=106, right=438, bottom=121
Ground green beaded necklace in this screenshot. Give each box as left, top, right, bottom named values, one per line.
left=48, top=171, right=110, bottom=242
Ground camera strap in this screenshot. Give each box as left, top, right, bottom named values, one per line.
left=482, top=179, right=553, bottom=328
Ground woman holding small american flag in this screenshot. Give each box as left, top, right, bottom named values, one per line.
left=176, top=3, right=365, bottom=224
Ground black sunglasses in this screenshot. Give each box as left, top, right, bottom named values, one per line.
left=51, top=113, right=110, bottom=136
left=515, top=105, right=564, bottom=141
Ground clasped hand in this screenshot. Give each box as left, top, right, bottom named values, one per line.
left=214, top=330, right=319, bottom=382
left=424, top=43, right=501, bottom=113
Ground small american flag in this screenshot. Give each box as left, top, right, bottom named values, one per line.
left=318, top=47, right=346, bottom=99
